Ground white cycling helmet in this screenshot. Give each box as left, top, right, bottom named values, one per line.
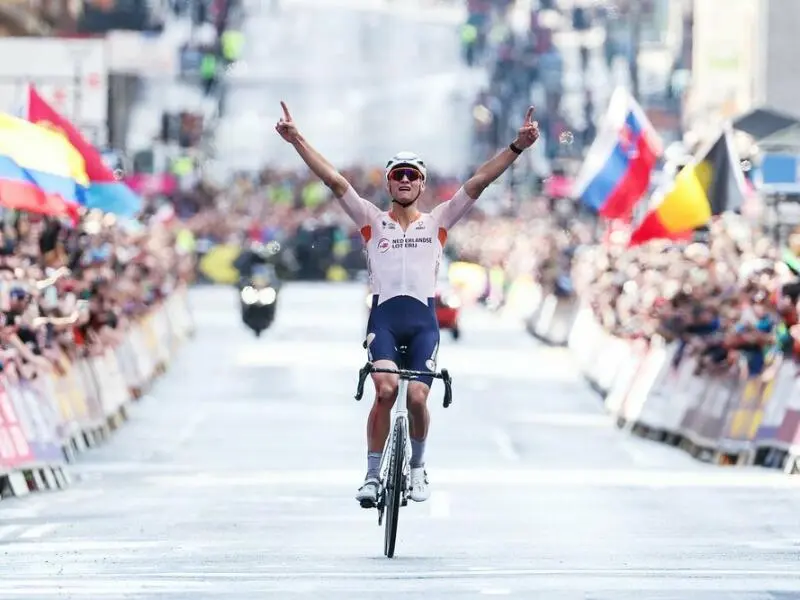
left=385, top=151, right=427, bottom=181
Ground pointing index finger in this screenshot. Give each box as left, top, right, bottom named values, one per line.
left=280, top=101, right=292, bottom=121
left=525, top=106, right=535, bottom=124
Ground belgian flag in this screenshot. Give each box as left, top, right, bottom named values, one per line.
left=630, top=126, right=747, bottom=245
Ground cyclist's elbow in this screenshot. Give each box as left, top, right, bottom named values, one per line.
left=463, top=176, right=486, bottom=199
left=327, top=174, right=349, bottom=198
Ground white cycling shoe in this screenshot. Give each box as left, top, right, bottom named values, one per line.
left=408, top=467, right=430, bottom=502
left=356, top=477, right=381, bottom=508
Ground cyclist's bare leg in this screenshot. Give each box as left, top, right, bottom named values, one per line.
left=407, top=381, right=431, bottom=501
left=407, top=381, right=430, bottom=442
left=356, top=359, right=399, bottom=506
left=367, top=359, right=400, bottom=453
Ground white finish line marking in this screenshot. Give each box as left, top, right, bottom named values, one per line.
left=4, top=569, right=800, bottom=595
left=0, top=540, right=167, bottom=554
left=144, top=468, right=800, bottom=489
left=0, top=525, right=22, bottom=540
left=146, top=568, right=800, bottom=579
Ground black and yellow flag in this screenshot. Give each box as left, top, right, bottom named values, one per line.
left=630, top=127, right=747, bottom=244
left=694, top=127, right=747, bottom=216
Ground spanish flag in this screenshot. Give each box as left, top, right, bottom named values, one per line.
left=630, top=127, right=746, bottom=245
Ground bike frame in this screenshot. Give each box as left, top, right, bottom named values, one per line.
left=377, top=377, right=411, bottom=495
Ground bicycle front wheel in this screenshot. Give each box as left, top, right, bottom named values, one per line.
left=383, top=417, right=405, bottom=558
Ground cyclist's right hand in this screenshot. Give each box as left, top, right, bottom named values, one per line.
left=275, top=101, right=300, bottom=143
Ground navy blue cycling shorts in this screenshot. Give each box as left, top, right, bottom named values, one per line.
left=366, top=295, right=440, bottom=387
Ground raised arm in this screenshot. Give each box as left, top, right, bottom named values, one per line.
left=463, top=106, right=540, bottom=200
left=275, top=101, right=375, bottom=226
left=434, top=106, right=540, bottom=229
left=275, top=102, right=348, bottom=197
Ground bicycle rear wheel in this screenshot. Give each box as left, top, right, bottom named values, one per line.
left=383, top=417, right=405, bottom=558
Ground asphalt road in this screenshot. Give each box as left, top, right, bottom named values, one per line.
left=2, top=283, right=800, bottom=599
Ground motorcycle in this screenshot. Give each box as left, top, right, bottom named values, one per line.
left=239, top=265, right=280, bottom=337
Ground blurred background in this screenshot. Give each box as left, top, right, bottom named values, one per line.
left=3, top=0, right=790, bottom=285
left=5, top=0, right=800, bottom=437
left=3, top=1, right=800, bottom=594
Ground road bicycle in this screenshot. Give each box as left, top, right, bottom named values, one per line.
left=354, top=344, right=453, bottom=558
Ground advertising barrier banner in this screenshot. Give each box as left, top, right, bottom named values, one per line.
left=526, top=289, right=800, bottom=471
left=0, top=287, right=194, bottom=478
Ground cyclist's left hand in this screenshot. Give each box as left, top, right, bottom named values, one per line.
left=513, top=106, right=540, bottom=150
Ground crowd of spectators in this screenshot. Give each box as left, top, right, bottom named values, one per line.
left=176, top=0, right=244, bottom=98
left=447, top=194, right=591, bottom=297
left=0, top=209, right=192, bottom=386
left=571, top=216, right=800, bottom=379
left=468, top=0, right=611, bottom=163
left=177, top=165, right=464, bottom=281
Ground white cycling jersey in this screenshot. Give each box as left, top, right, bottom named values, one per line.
left=338, top=185, right=476, bottom=306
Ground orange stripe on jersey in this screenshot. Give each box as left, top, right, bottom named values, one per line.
left=361, top=225, right=372, bottom=243
left=438, top=227, right=447, bottom=246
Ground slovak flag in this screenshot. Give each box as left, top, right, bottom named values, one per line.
left=572, top=87, right=662, bottom=222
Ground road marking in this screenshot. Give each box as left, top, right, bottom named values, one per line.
left=17, top=523, right=59, bottom=540
left=0, top=540, right=167, bottom=554
left=0, top=525, right=22, bottom=540
left=491, top=429, right=520, bottom=462
left=144, top=468, right=800, bottom=489
left=147, top=568, right=800, bottom=579
left=616, top=437, right=659, bottom=468
left=743, top=540, right=800, bottom=550
left=44, top=489, right=105, bottom=506
left=3, top=574, right=800, bottom=596
left=155, top=409, right=209, bottom=457
left=0, top=506, right=43, bottom=518
left=429, top=491, right=450, bottom=519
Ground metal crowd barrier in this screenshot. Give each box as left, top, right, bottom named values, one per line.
left=508, top=276, right=800, bottom=475
left=0, top=287, right=196, bottom=499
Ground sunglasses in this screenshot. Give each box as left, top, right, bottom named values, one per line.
left=388, top=168, right=423, bottom=183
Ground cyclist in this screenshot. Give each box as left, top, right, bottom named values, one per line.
left=275, top=101, right=539, bottom=506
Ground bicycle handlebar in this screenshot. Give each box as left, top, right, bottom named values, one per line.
left=354, top=362, right=453, bottom=408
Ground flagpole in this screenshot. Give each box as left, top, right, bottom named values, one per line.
left=22, top=82, right=30, bottom=120
left=629, top=1, right=642, bottom=101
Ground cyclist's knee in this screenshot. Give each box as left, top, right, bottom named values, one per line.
left=407, top=382, right=430, bottom=411
left=372, top=374, right=398, bottom=406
